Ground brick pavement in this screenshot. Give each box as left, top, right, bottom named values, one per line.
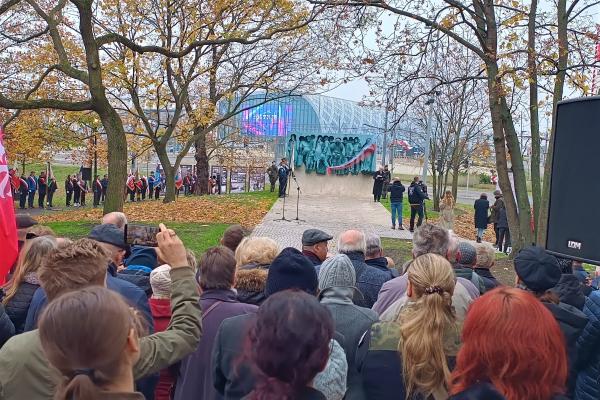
left=251, top=190, right=413, bottom=251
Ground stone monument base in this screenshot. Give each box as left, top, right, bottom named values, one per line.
left=290, top=168, right=373, bottom=199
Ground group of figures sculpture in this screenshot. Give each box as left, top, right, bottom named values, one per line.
left=287, top=134, right=376, bottom=175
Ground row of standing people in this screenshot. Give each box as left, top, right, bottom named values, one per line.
left=12, top=171, right=57, bottom=209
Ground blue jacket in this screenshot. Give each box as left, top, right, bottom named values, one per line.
left=575, top=290, right=600, bottom=400
left=27, top=176, right=37, bottom=192
left=343, top=251, right=391, bottom=308
left=24, top=274, right=153, bottom=332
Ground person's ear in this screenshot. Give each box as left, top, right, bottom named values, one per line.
left=407, top=281, right=413, bottom=297
left=126, top=328, right=140, bottom=355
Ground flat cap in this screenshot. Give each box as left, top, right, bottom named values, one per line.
left=515, top=246, right=561, bottom=292
left=302, top=229, right=333, bottom=246
left=89, top=224, right=128, bottom=250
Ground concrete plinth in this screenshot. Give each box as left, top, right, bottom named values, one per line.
left=291, top=168, right=373, bottom=199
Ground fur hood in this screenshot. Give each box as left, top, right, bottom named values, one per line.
left=235, top=267, right=268, bottom=293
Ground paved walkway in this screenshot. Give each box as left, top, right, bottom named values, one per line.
left=252, top=190, right=412, bottom=250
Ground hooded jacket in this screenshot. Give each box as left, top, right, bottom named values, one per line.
left=575, top=291, right=600, bottom=400
left=551, top=274, right=586, bottom=310
left=234, top=264, right=269, bottom=306
left=320, top=287, right=378, bottom=399
left=453, top=264, right=486, bottom=295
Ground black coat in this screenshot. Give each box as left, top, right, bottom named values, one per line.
left=407, top=182, right=427, bottom=205
left=0, top=303, right=14, bottom=347
left=2, top=282, right=39, bottom=334
left=372, top=171, right=384, bottom=195
left=473, top=198, right=490, bottom=229
left=473, top=268, right=500, bottom=292
left=575, top=290, right=600, bottom=400
left=551, top=274, right=586, bottom=310
left=496, top=207, right=509, bottom=229
left=388, top=182, right=405, bottom=203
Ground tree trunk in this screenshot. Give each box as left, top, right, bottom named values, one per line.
left=486, top=62, right=523, bottom=252
left=451, top=164, right=459, bottom=200
left=194, top=128, right=209, bottom=195
left=500, top=97, right=533, bottom=246
left=528, top=0, right=542, bottom=238
left=76, top=1, right=127, bottom=214
left=162, top=164, right=176, bottom=203
left=538, top=0, right=568, bottom=245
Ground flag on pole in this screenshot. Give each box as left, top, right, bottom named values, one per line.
left=154, top=164, right=162, bottom=189
left=175, top=167, right=183, bottom=190
left=0, top=126, right=18, bottom=284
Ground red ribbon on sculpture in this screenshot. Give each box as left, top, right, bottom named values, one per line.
left=326, top=143, right=377, bottom=175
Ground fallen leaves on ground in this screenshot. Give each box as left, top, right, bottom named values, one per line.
left=451, top=212, right=496, bottom=243
left=37, top=195, right=274, bottom=228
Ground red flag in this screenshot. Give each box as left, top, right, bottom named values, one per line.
left=0, top=126, right=18, bottom=284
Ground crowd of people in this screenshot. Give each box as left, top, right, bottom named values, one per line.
left=0, top=209, right=599, bottom=400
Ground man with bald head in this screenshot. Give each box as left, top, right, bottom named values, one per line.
left=337, top=229, right=391, bottom=308
left=102, top=211, right=128, bottom=229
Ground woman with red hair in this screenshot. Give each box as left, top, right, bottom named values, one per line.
left=450, top=287, right=569, bottom=400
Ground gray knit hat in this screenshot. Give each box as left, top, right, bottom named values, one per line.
left=318, top=254, right=356, bottom=292
left=458, top=242, right=478, bottom=266
left=150, top=264, right=172, bottom=299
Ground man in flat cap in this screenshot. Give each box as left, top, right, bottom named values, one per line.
left=302, top=228, right=333, bottom=268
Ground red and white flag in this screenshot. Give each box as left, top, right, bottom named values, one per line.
left=0, top=126, right=18, bottom=284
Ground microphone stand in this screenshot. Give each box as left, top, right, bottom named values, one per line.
left=292, top=174, right=305, bottom=222
left=274, top=168, right=291, bottom=222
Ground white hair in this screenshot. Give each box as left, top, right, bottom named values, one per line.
left=365, top=233, right=382, bottom=258
left=101, top=212, right=128, bottom=229
left=337, top=230, right=367, bottom=254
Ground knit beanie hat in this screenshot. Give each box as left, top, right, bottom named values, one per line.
left=265, top=247, right=318, bottom=297
left=150, top=264, right=172, bottom=299
left=318, top=254, right=356, bottom=292
left=515, top=246, right=561, bottom=292
left=458, top=242, right=477, bottom=266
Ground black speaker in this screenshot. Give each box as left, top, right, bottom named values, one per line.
left=546, top=96, right=600, bottom=264
left=80, top=167, right=92, bottom=181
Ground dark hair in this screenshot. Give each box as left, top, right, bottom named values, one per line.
left=245, top=290, right=334, bottom=399
left=39, top=287, right=145, bottom=400
left=221, top=224, right=246, bottom=252
left=199, top=246, right=236, bottom=291
left=480, top=193, right=488, bottom=199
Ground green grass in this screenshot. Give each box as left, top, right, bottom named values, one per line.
left=379, top=197, right=440, bottom=219
left=381, top=238, right=413, bottom=271
left=45, top=221, right=229, bottom=254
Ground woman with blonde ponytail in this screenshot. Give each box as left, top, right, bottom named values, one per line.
left=357, top=253, right=461, bottom=400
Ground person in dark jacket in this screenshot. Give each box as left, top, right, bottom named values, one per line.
left=278, top=158, right=291, bottom=198
left=46, top=177, right=57, bottom=208
left=18, top=175, right=28, bottom=209
left=455, top=242, right=487, bottom=294
left=381, top=165, right=391, bottom=199
left=407, top=176, right=428, bottom=232
left=357, top=254, right=461, bottom=400
left=0, top=304, right=14, bottom=348
left=515, top=246, right=588, bottom=396
left=119, top=246, right=159, bottom=296
left=372, top=167, right=385, bottom=202
left=575, top=290, right=600, bottom=400
left=64, top=175, right=73, bottom=207
left=93, top=175, right=103, bottom=208
left=212, top=248, right=348, bottom=400
left=27, top=171, right=37, bottom=208
left=174, top=247, right=258, bottom=400
left=450, top=288, right=570, bottom=400
left=338, top=230, right=392, bottom=308
left=496, top=205, right=510, bottom=253
left=267, top=161, right=278, bottom=192
left=37, top=171, right=47, bottom=209
left=388, top=177, right=405, bottom=229
left=551, top=258, right=586, bottom=310
left=101, top=174, right=109, bottom=203
left=473, top=243, right=500, bottom=291
left=72, top=176, right=81, bottom=206
left=1, top=236, right=57, bottom=334
left=473, top=193, right=489, bottom=243
left=302, top=228, right=333, bottom=268
left=318, top=254, right=378, bottom=399
left=489, top=190, right=504, bottom=247
left=243, top=290, right=334, bottom=400
left=234, top=237, right=280, bottom=306
left=365, top=233, right=398, bottom=279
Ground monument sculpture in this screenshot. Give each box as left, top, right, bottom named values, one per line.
left=287, top=134, right=376, bottom=175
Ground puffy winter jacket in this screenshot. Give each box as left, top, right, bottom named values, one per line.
left=0, top=304, right=14, bottom=348
left=575, top=290, right=600, bottom=400
left=551, top=274, right=586, bottom=310
left=2, top=282, right=39, bottom=334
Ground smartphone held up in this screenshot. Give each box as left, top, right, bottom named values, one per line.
left=124, top=224, right=160, bottom=247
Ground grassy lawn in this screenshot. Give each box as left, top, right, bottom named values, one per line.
left=45, top=221, right=229, bottom=254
